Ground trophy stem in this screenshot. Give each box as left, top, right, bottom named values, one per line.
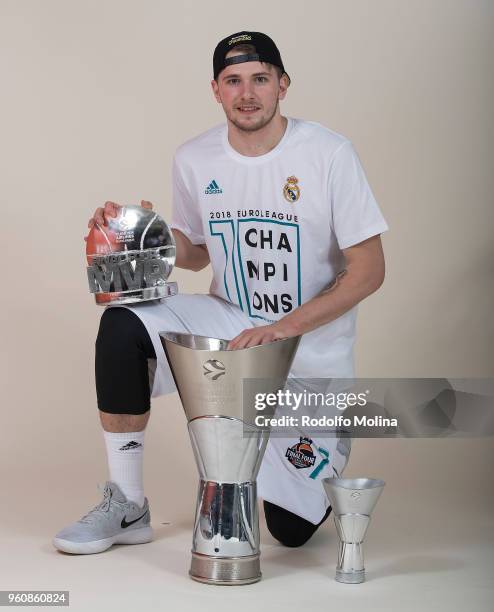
left=334, top=513, right=369, bottom=583
left=336, top=540, right=365, bottom=583
left=189, top=477, right=262, bottom=585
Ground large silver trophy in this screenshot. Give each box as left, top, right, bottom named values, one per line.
left=322, top=478, right=385, bottom=584
left=160, top=332, right=300, bottom=585
left=86, top=205, right=177, bottom=305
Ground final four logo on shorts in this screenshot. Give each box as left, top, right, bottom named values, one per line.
left=283, top=176, right=300, bottom=203
left=285, top=437, right=316, bottom=469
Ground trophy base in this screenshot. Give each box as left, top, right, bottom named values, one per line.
left=94, top=282, right=178, bottom=305
left=189, top=552, right=261, bottom=586
left=335, top=569, right=365, bottom=584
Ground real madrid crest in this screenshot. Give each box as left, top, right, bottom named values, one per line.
left=283, top=176, right=300, bottom=203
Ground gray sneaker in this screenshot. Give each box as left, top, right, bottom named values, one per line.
left=53, top=481, right=153, bottom=554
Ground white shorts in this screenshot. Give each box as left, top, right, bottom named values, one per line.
left=109, top=293, right=350, bottom=524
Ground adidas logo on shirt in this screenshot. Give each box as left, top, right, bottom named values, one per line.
left=205, top=179, right=223, bottom=195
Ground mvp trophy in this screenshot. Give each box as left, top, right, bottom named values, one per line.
left=322, top=477, right=385, bottom=584
left=161, top=332, right=300, bottom=585
left=86, top=205, right=177, bottom=305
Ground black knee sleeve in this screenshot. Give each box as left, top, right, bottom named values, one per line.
left=95, top=307, right=156, bottom=415
left=263, top=500, right=332, bottom=548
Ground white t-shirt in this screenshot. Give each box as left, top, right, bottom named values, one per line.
left=170, top=118, right=388, bottom=379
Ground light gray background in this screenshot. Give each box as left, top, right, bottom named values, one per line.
left=1, top=1, right=493, bottom=610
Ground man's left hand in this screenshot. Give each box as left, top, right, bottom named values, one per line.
left=227, top=321, right=297, bottom=350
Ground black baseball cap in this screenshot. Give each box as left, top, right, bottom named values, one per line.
left=213, top=31, right=290, bottom=83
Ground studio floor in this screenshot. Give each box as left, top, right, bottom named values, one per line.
left=2, top=470, right=493, bottom=612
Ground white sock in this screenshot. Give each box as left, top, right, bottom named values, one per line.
left=103, top=430, right=145, bottom=507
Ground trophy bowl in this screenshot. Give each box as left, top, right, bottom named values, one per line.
left=86, top=205, right=177, bottom=305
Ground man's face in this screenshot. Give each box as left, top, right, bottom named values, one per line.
left=211, top=53, right=288, bottom=132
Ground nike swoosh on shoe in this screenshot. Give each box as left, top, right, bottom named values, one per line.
left=121, top=510, right=148, bottom=529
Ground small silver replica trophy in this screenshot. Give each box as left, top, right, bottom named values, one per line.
left=86, top=205, right=177, bottom=305
left=322, top=477, right=385, bottom=584
left=161, top=332, right=300, bottom=585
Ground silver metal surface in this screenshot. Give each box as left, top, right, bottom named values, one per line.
left=190, top=552, right=261, bottom=585
left=161, top=333, right=300, bottom=585
left=323, top=477, right=385, bottom=584
left=335, top=568, right=365, bottom=584
left=188, top=417, right=267, bottom=484
left=91, top=282, right=178, bottom=305
left=161, top=332, right=301, bottom=425
left=86, top=205, right=177, bottom=305
left=189, top=418, right=267, bottom=559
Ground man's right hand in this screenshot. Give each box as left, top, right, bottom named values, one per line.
left=84, top=200, right=153, bottom=242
